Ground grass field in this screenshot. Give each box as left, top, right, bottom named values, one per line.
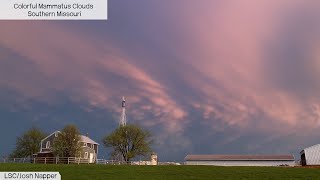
left=0, top=164, right=319, bottom=180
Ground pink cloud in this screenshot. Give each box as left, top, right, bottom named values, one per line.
left=0, top=21, right=188, bottom=138
left=1, top=0, right=320, bottom=152
left=153, top=0, right=320, bottom=134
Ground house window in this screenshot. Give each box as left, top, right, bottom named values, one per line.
left=46, top=141, right=50, bottom=149
left=91, top=144, right=94, bottom=149
left=84, top=152, right=88, bottom=159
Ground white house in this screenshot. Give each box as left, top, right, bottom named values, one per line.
left=36, top=131, right=99, bottom=163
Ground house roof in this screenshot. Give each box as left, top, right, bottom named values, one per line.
left=80, top=135, right=99, bottom=145
left=185, top=154, right=295, bottom=161
left=41, top=131, right=61, bottom=143
left=41, top=131, right=99, bottom=145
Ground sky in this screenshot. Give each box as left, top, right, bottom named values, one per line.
left=1, top=0, right=320, bottom=161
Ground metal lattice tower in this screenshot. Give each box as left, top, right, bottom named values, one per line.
left=119, top=96, right=127, bottom=126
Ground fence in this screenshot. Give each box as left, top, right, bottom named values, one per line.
left=1, top=158, right=32, bottom=164
left=0, top=157, right=181, bottom=165
left=96, top=159, right=124, bottom=165
left=1, top=157, right=95, bottom=164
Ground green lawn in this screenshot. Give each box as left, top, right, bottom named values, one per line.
left=0, top=164, right=319, bottom=180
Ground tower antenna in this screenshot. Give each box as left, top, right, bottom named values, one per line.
left=119, top=96, right=127, bottom=126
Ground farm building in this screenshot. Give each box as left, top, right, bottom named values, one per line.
left=185, top=154, right=295, bottom=166
left=35, top=131, right=99, bottom=163
left=300, top=144, right=320, bottom=166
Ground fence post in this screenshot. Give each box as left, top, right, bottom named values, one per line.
left=13, top=158, right=15, bottom=163
left=68, top=157, right=70, bottom=164
left=56, top=157, right=57, bottom=164
left=45, top=158, right=46, bottom=164
left=33, top=158, right=35, bottom=164
left=23, top=158, right=25, bottom=163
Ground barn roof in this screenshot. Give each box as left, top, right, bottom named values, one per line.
left=185, top=154, right=294, bottom=161
left=304, top=144, right=320, bottom=151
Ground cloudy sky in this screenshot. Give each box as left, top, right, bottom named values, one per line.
left=1, top=0, right=320, bottom=161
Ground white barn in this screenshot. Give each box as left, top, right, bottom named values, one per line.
left=185, top=154, right=295, bottom=166
left=300, top=144, right=320, bottom=166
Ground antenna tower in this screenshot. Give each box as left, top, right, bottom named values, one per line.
left=119, top=96, right=127, bottom=126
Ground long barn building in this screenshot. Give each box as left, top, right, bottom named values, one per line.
left=185, top=154, right=295, bottom=166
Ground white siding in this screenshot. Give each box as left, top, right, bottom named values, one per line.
left=304, top=144, right=320, bottom=165
left=185, top=160, right=295, bottom=166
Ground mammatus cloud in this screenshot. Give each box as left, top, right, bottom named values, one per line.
left=154, top=0, right=320, bottom=133
left=1, top=0, right=320, bottom=159
left=114, top=0, right=320, bottom=151
left=0, top=21, right=189, bottom=149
